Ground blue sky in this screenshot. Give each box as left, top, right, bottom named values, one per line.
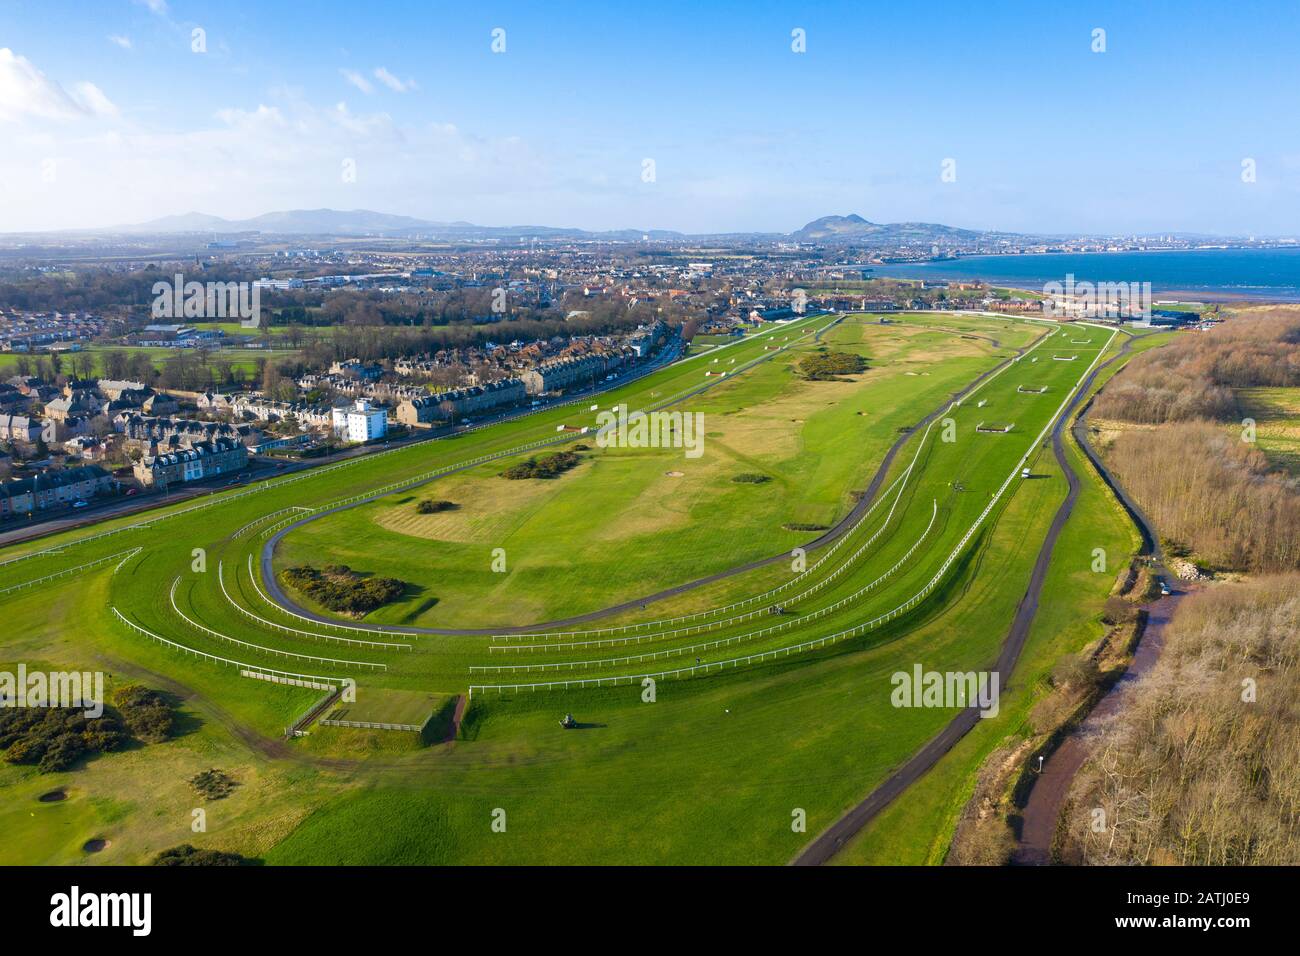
left=2, top=0, right=1299, bottom=234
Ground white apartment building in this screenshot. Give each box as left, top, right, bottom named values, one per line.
left=331, top=399, right=388, bottom=443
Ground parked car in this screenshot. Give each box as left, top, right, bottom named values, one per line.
left=71, top=500, right=89, bottom=509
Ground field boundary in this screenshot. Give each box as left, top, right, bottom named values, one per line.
left=111, top=606, right=342, bottom=686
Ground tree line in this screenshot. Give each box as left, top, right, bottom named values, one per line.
left=1060, top=574, right=1300, bottom=865
left=1105, top=421, right=1300, bottom=572
left=1092, top=311, right=1300, bottom=424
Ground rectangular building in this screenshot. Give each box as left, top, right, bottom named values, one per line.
left=331, top=399, right=388, bottom=443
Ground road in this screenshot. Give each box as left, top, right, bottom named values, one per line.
left=791, top=332, right=1133, bottom=866
left=258, top=325, right=1051, bottom=636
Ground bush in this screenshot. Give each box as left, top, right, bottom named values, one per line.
left=732, top=473, right=771, bottom=484
left=151, top=844, right=250, bottom=866
left=1050, top=653, right=1102, bottom=692
left=415, top=499, right=456, bottom=514
left=113, top=684, right=174, bottom=743
left=1101, top=595, right=1137, bottom=626
left=782, top=522, right=829, bottom=532
left=798, top=351, right=867, bottom=381
left=282, top=565, right=406, bottom=615
left=190, top=768, right=237, bottom=800
left=0, top=707, right=128, bottom=773
left=501, top=451, right=580, bottom=480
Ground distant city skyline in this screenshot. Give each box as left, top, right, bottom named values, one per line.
left=2, top=0, right=1299, bottom=235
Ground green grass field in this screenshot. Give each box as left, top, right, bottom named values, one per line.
left=326, top=688, right=441, bottom=726
left=0, top=344, right=302, bottom=379
left=275, top=315, right=1027, bottom=627
left=1235, top=386, right=1300, bottom=473
left=0, top=312, right=1157, bottom=865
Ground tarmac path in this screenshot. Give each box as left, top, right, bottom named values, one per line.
left=791, top=331, right=1134, bottom=865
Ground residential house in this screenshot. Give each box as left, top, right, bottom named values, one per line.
left=0, top=414, right=41, bottom=443
left=133, top=437, right=247, bottom=488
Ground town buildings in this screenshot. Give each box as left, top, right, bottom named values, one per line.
left=115, top=413, right=260, bottom=452
left=520, top=355, right=609, bottom=396
left=331, top=399, right=388, bottom=443
left=0, top=413, right=42, bottom=443
left=0, top=465, right=115, bottom=517
left=396, top=378, right=526, bottom=427
left=132, top=437, right=248, bottom=488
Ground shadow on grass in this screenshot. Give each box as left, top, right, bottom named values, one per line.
left=420, top=695, right=461, bottom=745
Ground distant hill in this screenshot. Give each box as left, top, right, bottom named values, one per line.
left=240, top=208, right=437, bottom=234
left=111, top=208, right=687, bottom=241
left=124, top=211, right=234, bottom=233
left=119, top=208, right=442, bottom=236
left=791, top=213, right=993, bottom=245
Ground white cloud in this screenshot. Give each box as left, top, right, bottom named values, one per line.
left=340, top=69, right=373, bottom=94
left=331, top=100, right=396, bottom=138
left=108, top=35, right=133, bottom=50
left=373, top=67, right=417, bottom=93
left=214, top=104, right=286, bottom=131
left=0, top=83, right=544, bottom=231
left=0, top=48, right=116, bottom=123
left=134, top=0, right=168, bottom=14
left=72, top=82, right=119, bottom=118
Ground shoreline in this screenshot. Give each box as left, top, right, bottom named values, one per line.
left=869, top=247, right=1300, bottom=303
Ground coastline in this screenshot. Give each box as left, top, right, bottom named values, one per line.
left=869, top=247, right=1300, bottom=302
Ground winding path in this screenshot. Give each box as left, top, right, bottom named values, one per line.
left=791, top=329, right=1133, bottom=866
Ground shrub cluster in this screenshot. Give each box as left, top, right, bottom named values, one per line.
left=798, top=351, right=867, bottom=381
left=415, top=499, right=456, bottom=514
left=0, top=707, right=128, bottom=773
left=190, top=768, right=238, bottom=800
left=113, top=684, right=174, bottom=744
left=151, top=844, right=250, bottom=866
left=500, top=451, right=580, bottom=480
left=1105, top=422, right=1300, bottom=572
left=283, top=565, right=406, bottom=614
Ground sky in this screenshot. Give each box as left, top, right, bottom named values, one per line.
left=1, top=0, right=1299, bottom=235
